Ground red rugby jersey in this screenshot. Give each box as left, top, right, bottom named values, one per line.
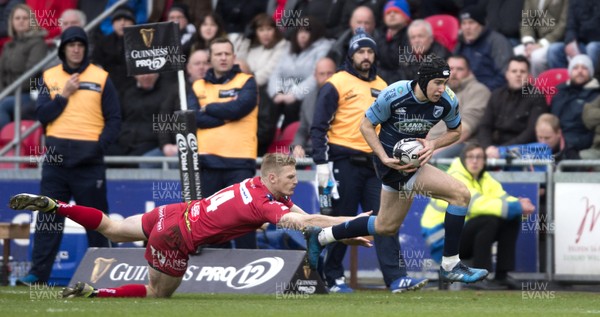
left=180, top=176, right=293, bottom=250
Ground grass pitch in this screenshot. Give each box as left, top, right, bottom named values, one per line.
left=1, top=286, right=599, bottom=317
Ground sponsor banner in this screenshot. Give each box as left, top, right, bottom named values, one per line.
left=70, top=248, right=328, bottom=294
left=174, top=110, right=201, bottom=201
left=124, top=22, right=183, bottom=75
left=554, top=183, right=600, bottom=275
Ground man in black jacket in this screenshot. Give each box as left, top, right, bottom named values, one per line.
left=477, top=55, right=547, bottom=158
left=18, top=26, right=121, bottom=285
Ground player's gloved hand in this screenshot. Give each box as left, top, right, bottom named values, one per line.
left=316, top=164, right=330, bottom=187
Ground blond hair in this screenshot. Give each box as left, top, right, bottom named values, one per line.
left=261, top=153, right=296, bottom=177
left=536, top=113, right=561, bottom=132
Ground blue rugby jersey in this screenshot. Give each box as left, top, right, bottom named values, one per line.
left=365, top=80, right=461, bottom=156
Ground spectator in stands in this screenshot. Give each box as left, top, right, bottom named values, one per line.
left=0, top=3, right=48, bottom=129
left=167, top=3, right=197, bottom=60
left=581, top=96, right=600, bottom=160
left=191, top=13, right=226, bottom=51
left=278, top=0, right=336, bottom=38
left=148, top=0, right=211, bottom=25
left=514, top=0, right=567, bottom=77
left=99, top=0, right=146, bottom=36
left=374, top=0, right=411, bottom=84
left=547, top=0, right=600, bottom=71
left=27, top=0, right=77, bottom=40
left=421, top=144, right=536, bottom=290
left=328, top=6, right=376, bottom=67
left=244, top=13, right=290, bottom=156
left=551, top=55, right=600, bottom=152
left=105, top=72, right=174, bottom=158
left=396, top=19, right=450, bottom=82
left=191, top=38, right=258, bottom=249
left=267, top=17, right=332, bottom=133
left=485, top=0, right=525, bottom=47
left=311, top=29, right=427, bottom=293
left=494, top=113, right=580, bottom=167
left=327, top=0, right=386, bottom=38
left=454, top=5, right=513, bottom=91
left=0, top=0, right=22, bottom=52
left=430, top=54, right=491, bottom=158
left=292, top=57, right=337, bottom=158
left=141, top=49, right=210, bottom=169
left=18, top=26, right=120, bottom=286
left=478, top=56, right=547, bottom=158
left=91, top=6, right=136, bottom=101
left=215, top=0, right=265, bottom=60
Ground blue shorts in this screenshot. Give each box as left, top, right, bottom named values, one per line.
left=373, top=156, right=418, bottom=191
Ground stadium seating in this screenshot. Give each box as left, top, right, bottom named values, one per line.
left=535, top=68, right=569, bottom=105
left=0, top=120, right=43, bottom=168
left=267, top=121, right=300, bottom=153
left=424, top=15, right=460, bottom=52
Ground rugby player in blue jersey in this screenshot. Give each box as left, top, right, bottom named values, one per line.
left=306, top=55, right=489, bottom=285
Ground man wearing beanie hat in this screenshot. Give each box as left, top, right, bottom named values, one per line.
left=91, top=6, right=136, bottom=99
left=374, top=0, right=411, bottom=84
left=327, top=6, right=377, bottom=67
left=168, top=3, right=197, bottom=59
left=551, top=54, right=600, bottom=151
left=18, top=26, right=120, bottom=286
left=455, top=4, right=513, bottom=91
left=312, top=27, right=428, bottom=293
left=359, top=54, right=490, bottom=285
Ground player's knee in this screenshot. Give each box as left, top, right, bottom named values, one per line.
left=447, top=183, right=470, bottom=207
left=374, top=220, right=398, bottom=236
left=146, top=285, right=175, bottom=298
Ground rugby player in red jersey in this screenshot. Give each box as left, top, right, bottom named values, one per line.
left=9, top=153, right=371, bottom=298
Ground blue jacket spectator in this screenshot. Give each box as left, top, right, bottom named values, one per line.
left=551, top=55, right=600, bottom=151
left=454, top=5, right=513, bottom=91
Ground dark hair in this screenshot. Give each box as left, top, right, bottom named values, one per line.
left=459, top=142, right=486, bottom=179
left=249, top=13, right=283, bottom=49
left=193, top=13, right=227, bottom=50
left=208, top=37, right=234, bottom=55
left=508, top=55, right=530, bottom=72
left=290, top=16, right=325, bottom=55
left=447, top=54, right=470, bottom=71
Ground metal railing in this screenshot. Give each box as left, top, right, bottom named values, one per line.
left=0, top=0, right=129, bottom=165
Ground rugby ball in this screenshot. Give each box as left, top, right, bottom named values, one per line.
left=393, top=138, right=423, bottom=167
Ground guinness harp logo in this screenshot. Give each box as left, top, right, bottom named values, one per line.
left=140, top=28, right=155, bottom=47
left=90, top=257, right=117, bottom=283
left=303, top=264, right=311, bottom=279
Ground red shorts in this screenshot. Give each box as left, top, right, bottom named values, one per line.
left=141, top=203, right=191, bottom=277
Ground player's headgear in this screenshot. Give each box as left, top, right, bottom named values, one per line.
left=416, top=54, right=450, bottom=99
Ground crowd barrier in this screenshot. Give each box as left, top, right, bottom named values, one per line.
left=0, top=158, right=598, bottom=285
